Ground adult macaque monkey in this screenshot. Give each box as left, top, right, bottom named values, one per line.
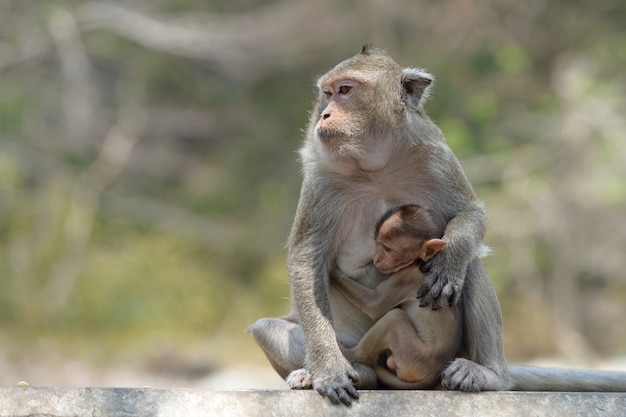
left=248, top=45, right=626, bottom=405
left=333, top=204, right=461, bottom=389
left=249, top=45, right=505, bottom=403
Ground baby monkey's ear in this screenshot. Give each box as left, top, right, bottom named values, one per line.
left=419, top=238, right=446, bottom=262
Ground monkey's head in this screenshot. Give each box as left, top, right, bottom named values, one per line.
left=373, top=205, right=446, bottom=274
left=305, top=45, right=435, bottom=172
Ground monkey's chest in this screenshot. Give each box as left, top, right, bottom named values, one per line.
left=335, top=200, right=388, bottom=286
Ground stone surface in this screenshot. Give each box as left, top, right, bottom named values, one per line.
left=0, top=387, right=625, bottom=417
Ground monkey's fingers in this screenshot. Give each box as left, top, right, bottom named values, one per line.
left=439, top=283, right=460, bottom=306
left=441, top=358, right=488, bottom=392
left=314, top=363, right=360, bottom=405
left=419, top=259, right=433, bottom=273
left=421, top=297, right=443, bottom=310
left=315, top=377, right=359, bottom=406
left=417, top=273, right=445, bottom=308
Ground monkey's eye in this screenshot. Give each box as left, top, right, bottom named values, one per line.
left=383, top=245, right=392, bottom=253
left=324, top=91, right=332, bottom=99
left=338, top=85, right=352, bottom=95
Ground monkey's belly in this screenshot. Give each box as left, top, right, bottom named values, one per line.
left=331, top=199, right=390, bottom=346
left=329, top=285, right=374, bottom=347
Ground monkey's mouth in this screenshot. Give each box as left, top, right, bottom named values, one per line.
left=375, top=266, right=396, bottom=275
left=317, top=128, right=345, bottom=140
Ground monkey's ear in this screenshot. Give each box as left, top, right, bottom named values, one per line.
left=401, top=68, right=434, bottom=109
left=419, top=238, right=446, bottom=262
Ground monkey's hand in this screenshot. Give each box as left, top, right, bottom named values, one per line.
left=417, top=250, right=465, bottom=309
left=311, top=358, right=360, bottom=405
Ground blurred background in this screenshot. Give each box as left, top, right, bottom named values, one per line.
left=1, top=0, right=625, bottom=388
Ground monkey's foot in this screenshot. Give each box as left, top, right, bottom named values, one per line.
left=441, top=358, right=505, bottom=392
left=286, top=368, right=312, bottom=390
left=351, top=362, right=378, bottom=389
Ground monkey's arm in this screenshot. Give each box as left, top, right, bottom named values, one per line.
left=287, top=181, right=360, bottom=405
left=332, top=269, right=418, bottom=320
left=416, top=148, right=487, bottom=309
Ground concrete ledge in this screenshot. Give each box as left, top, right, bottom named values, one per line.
left=1, top=387, right=625, bottom=417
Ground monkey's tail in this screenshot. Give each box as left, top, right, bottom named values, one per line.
left=508, top=365, right=626, bottom=392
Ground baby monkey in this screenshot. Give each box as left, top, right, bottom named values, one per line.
left=332, top=204, right=462, bottom=388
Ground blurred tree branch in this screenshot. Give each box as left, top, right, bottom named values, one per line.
left=74, top=0, right=361, bottom=80
left=43, top=108, right=147, bottom=313
left=48, top=7, right=99, bottom=151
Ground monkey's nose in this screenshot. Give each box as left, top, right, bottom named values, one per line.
left=322, top=112, right=331, bottom=120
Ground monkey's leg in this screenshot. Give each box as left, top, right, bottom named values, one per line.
left=342, top=308, right=402, bottom=364
left=247, top=317, right=306, bottom=379
left=248, top=317, right=377, bottom=389
left=343, top=309, right=434, bottom=385
left=441, top=258, right=513, bottom=391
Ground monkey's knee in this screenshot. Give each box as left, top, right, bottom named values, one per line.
left=248, top=318, right=302, bottom=345
left=247, top=318, right=306, bottom=378
left=247, top=318, right=279, bottom=349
